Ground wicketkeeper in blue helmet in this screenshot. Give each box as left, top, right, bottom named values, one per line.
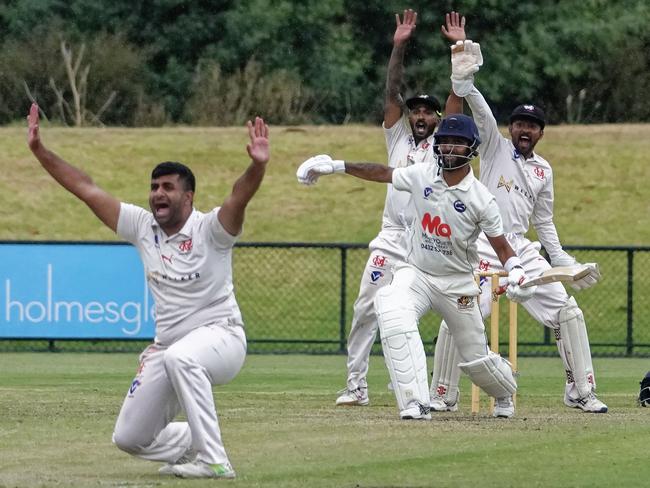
left=433, top=113, right=481, bottom=172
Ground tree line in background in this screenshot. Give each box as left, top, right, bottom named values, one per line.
left=0, top=0, right=648, bottom=127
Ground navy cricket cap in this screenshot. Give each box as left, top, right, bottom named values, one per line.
left=405, top=94, right=442, bottom=114
left=509, top=104, right=546, bottom=129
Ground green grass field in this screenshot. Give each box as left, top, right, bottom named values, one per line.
left=1, top=353, right=649, bottom=487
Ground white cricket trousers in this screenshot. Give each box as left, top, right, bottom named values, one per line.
left=344, top=248, right=401, bottom=390
left=112, top=321, right=246, bottom=465
left=383, top=264, right=489, bottom=364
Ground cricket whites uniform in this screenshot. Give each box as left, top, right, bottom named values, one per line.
left=375, top=164, right=516, bottom=417
left=112, top=204, right=246, bottom=467
left=342, top=115, right=435, bottom=393
left=432, top=86, right=603, bottom=410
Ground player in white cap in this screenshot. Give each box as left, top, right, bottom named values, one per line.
left=297, top=113, right=536, bottom=419
left=27, top=102, right=271, bottom=478
left=428, top=40, right=607, bottom=414
left=332, top=9, right=468, bottom=408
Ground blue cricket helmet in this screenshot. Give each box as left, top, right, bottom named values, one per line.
left=433, top=114, right=481, bottom=154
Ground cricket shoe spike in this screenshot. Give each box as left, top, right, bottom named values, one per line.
left=170, top=460, right=236, bottom=479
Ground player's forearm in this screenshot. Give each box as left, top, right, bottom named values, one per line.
left=229, top=161, right=267, bottom=208
left=486, top=234, right=517, bottom=265
left=385, top=43, right=407, bottom=106
left=534, top=220, right=569, bottom=263
left=345, top=162, right=393, bottom=183
left=31, top=144, right=96, bottom=199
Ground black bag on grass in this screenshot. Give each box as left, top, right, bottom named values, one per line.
left=639, top=371, right=650, bottom=407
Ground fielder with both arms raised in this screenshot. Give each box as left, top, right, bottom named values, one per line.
left=297, top=113, right=536, bottom=419
left=27, top=103, right=271, bottom=478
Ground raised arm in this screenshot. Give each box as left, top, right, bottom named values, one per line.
left=441, top=11, right=467, bottom=115
left=218, top=117, right=270, bottom=236
left=384, top=9, right=417, bottom=129
left=27, top=103, right=121, bottom=232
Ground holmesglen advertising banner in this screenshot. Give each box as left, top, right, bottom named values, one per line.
left=1, top=242, right=155, bottom=339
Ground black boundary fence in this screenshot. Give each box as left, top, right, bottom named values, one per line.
left=1, top=241, right=649, bottom=357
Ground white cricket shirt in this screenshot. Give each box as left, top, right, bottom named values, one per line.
left=117, top=203, right=242, bottom=346
left=369, top=116, right=436, bottom=258
left=465, top=87, right=566, bottom=262
left=392, top=165, right=503, bottom=296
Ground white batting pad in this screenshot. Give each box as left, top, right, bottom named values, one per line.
left=459, top=352, right=517, bottom=399
left=558, top=296, right=596, bottom=397
left=375, top=287, right=429, bottom=411
left=430, top=320, right=461, bottom=403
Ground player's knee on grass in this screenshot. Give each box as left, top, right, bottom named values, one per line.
left=112, top=429, right=150, bottom=455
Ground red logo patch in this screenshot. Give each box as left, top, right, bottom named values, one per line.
left=479, top=259, right=490, bottom=272
left=533, top=167, right=545, bottom=180
left=372, top=255, right=387, bottom=267
left=421, top=213, right=452, bottom=237
left=179, top=239, right=193, bottom=253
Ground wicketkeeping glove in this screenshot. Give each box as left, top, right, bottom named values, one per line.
left=505, top=266, right=537, bottom=303
left=552, top=253, right=602, bottom=291
left=450, top=40, right=483, bottom=97
left=296, top=154, right=345, bottom=185
left=569, top=263, right=601, bottom=291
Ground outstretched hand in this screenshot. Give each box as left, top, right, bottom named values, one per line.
left=246, top=116, right=270, bottom=165
left=441, top=11, right=466, bottom=43
left=27, top=103, right=42, bottom=152
left=393, top=9, right=417, bottom=45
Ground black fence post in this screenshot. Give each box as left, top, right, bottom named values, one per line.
left=339, top=246, right=348, bottom=353
left=626, top=249, right=634, bottom=357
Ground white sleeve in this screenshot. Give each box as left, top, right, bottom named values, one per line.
left=391, top=166, right=417, bottom=193
left=116, top=203, right=150, bottom=245
left=209, top=207, right=240, bottom=249
left=464, top=86, right=506, bottom=169
left=383, top=116, right=410, bottom=168
left=479, top=198, right=504, bottom=237
left=531, top=174, right=574, bottom=264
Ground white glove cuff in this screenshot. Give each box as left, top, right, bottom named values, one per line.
left=504, top=256, right=522, bottom=273
left=451, top=77, right=474, bottom=98
left=332, top=160, right=345, bottom=173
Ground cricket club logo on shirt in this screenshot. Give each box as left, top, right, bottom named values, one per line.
left=372, top=255, right=387, bottom=268
left=128, top=379, right=141, bottom=396
left=178, top=238, right=193, bottom=253
left=423, top=187, right=433, bottom=199
left=497, top=175, right=514, bottom=192
left=370, top=270, right=384, bottom=284
left=533, top=166, right=546, bottom=180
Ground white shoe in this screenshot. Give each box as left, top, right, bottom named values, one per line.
left=158, top=449, right=197, bottom=475
left=170, top=460, right=236, bottom=479
left=429, top=389, right=459, bottom=412
left=335, top=387, right=369, bottom=406
left=493, top=396, right=514, bottom=418
left=564, top=391, right=608, bottom=413
left=400, top=403, right=431, bottom=420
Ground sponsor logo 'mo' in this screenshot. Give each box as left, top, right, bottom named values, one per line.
left=421, top=213, right=452, bottom=237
